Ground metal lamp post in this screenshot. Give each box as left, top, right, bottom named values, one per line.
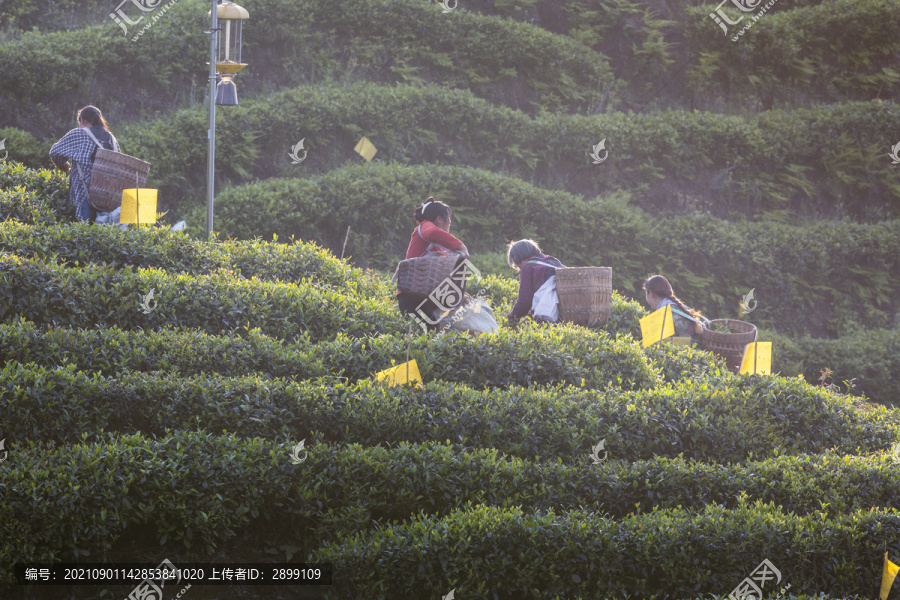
left=206, top=0, right=249, bottom=241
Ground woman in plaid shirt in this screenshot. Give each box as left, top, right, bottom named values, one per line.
left=49, top=105, right=120, bottom=222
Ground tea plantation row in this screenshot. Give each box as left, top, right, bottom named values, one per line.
left=0, top=317, right=697, bottom=390
left=1, top=432, right=894, bottom=596
left=0, top=208, right=386, bottom=298
left=4, top=89, right=899, bottom=221
left=0, top=252, right=405, bottom=341
left=2, top=188, right=899, bottom=402
left=4, top=0, right=890, bottom=122
left=192, top=161, right=900, bottom=336
left=684, top=0, right=900, bottom=109
left=3, top=359, right=895, bottom=463
left=0, top=0, right=608, bottom=129
left=4, top=161, right=900, bottom=338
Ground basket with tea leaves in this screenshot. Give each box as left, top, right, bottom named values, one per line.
left=700, top=319, right=758, bottom=372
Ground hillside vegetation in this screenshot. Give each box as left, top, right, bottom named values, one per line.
left=2, top=0, right=900, bottom=598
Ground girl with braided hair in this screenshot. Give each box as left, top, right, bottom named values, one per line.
left=643, top=275, right=709, bottom=344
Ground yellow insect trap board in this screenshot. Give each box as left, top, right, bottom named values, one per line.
left=120, top=188, right=158, bottom=224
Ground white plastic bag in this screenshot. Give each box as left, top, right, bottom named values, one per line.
left=531, top=275, right=559, bottom=322
left=437, top=296, right=498, bottom=335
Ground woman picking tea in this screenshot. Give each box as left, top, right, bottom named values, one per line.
left=49, top=105, right=121, bottom=222
left=643, top=274, right=709, bottom=344
left=397, top=198, right=469, bottom=319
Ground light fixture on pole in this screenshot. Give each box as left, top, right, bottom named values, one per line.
left=206, top=0, right=249, bottom=241
left=214, top=1, right=248, bottom=106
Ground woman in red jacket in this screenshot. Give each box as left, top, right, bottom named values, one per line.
left=398, top=198, right=469, bottom=319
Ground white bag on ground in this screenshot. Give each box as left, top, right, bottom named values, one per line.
left=531, top=275, right=559, bottom=322
left=437, top=295, right=498, bottom=335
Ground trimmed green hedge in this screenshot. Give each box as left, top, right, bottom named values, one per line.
left=0, top=220, right=389, bottom=298
left=0, top=316, right=686, bottom=391
left=0, top=160, right=68, bottom=200
left=122, top=85, right=900, bottom=220
left=0, top=252, right=405, bottom=341
left=3, top=361, right=896, bottom=463
left=313, top=501, right=897, bottom=598
left=0, top=186, right=75, bottom=226
left=3, top=432, right=897, bottom=587
left=685, top=0, right=900, bottom=109
left=0, top=0, right=609, bottom=134
left=0, top=162, right=75, bottom=224
left=764, top=327, right=900, bottom=407
left=0, top=129, right=48, bottom=169
left=195, top=161, right=900, bottom=336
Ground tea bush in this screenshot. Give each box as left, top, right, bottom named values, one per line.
left=195, top=161, right=900, bottom=336
left=125, top=89, right=900, bottom=220
left=312, top=501, right=899, bottom=598
left=0, top=160, right=68, bottom=199
left=26, top=76, right=870, bottom=226
left=3, top=361, right=895, bottom=463
left=0, top=0, right=608, bottom=133
left=0, top=220, right=388, bottom=297
left=0, top=163, right=75, bottom=224
left=0, top=317, right=672, bottom=391
left=685, top=0, right=900, bottom=109
left=764, top=327, right=900, bottom=407
left=0, top=130, right=48, bottom=169
left=3, top=433, right=898, bottom=586
left=0, top=253, right=405, bottom=341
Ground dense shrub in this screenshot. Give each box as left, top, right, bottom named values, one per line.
left=0, top=162, right=75, bottom=224
left=685, top=0, right=900, bottom=109
left=195, top=161, right=900, bottom=336
left=3, top=433, right=897, bottom=587
left=126, top=89, right=900, bottom=222
left=0, top=160, right=68, bottom=201
left=0, top=317, right=674, bottom=390
left=763, top=327, right=900, bottom=407
left=0, top=129, right=48, bottom=169
left=0, top=0, right=609, bottom=134
left=0, top=220, right=389, bottom=297
left=0, top=253, right=405, bottom=341
left=3, top=361, right=896, bottom=463
left=0, top=431, right=287, bottom=573
left=313, top=501, right=898, bottom=598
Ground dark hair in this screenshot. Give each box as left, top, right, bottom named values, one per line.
left=77, top=105, right=110, bottom=132
left=643, top=274, right=704, bottom=323
left=506, top=239, right=542, bottom=270
left=414, top=197, right=451, bottom=224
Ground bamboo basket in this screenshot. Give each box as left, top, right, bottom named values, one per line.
left=88, top=149, right=151, bottom=212
left=700, top=319, right=758, bottom=373
left=555, top=266, right=612, bottom=327
left=394, top=254, right=467, bottom=309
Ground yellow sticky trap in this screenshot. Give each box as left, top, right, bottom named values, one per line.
left=882, top=552, right=900, bottom=600
left=640, top=305, right=674, bottom=348
left=374, top=359, right=422, bottom=386
left=354, top=137, right=377, bottom=162
left=121, top=189, right=158, bottom=224
left=740, top=341, right=772, bottom=375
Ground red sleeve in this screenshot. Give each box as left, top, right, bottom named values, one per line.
left=418, top=221, right=463, bottom=251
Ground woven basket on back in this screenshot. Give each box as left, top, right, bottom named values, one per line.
left=88, top=149, right=151, bottom=212
left=394, top=254, right=467, bottom=309
left=700, top=319, right=757, bottom=373
left=555, top=266, right=612, bottom=327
